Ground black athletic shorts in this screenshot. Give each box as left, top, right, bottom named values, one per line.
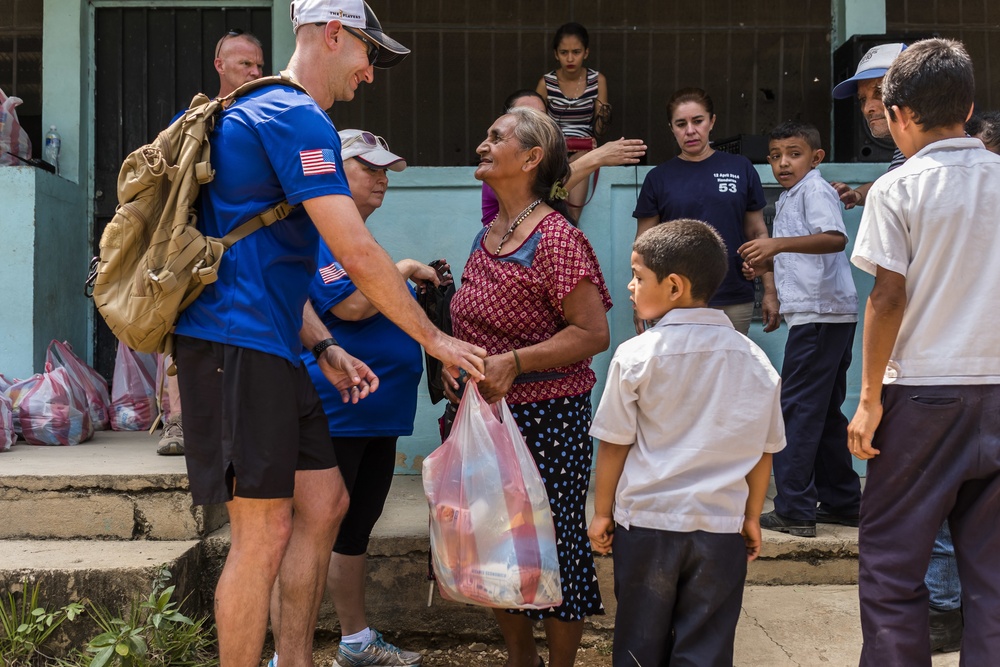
left=174, top=335, right=337, bottom=506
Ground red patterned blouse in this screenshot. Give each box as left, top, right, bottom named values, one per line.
left=451, top=212, right=613, bottom=405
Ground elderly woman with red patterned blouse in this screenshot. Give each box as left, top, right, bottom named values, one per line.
left=444, top=106, right=612, bottom=667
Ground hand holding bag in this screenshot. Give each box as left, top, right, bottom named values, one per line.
left=423, top=382, right=562, bottom=609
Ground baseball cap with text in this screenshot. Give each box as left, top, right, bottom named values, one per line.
left=290, top=0, right=410, bottom=69
left=832, top=43, right=907, bottom=99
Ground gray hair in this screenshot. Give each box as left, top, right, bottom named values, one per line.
left=505, top=107, right=571, bottom=209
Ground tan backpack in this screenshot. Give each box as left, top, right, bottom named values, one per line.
left=87, top=73, right=307, bottom=355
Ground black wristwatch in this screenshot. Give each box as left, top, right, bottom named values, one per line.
left=311, top=337, right=339, bottom=360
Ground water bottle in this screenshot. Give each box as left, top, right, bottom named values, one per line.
left=44, top=125, right=61, bottom=174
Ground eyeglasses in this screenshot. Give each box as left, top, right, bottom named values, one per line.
left=343, top=26, right=380, bottom=66
left=343, top=131, right=390, bottom=151
left=215, top=28, right=244, bottom=58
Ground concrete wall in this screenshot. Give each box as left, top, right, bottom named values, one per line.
left=0, top=0, right=91, bottom=379
left=0, top=168, right=89, bottom=378
left=0, top=168, right=40, bottom=379
left=370, top=162, right=886, bottom=474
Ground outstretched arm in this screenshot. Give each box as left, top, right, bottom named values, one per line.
left=305, top=194, right=485, bottom=380
left=563, top=138, right=646, bottom=192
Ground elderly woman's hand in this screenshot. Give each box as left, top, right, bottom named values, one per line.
left=476, top=352, right=519, bottom=404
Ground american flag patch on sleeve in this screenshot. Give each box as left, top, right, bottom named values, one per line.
left=300, top=149, right=339, bottom=176
left=319, top=263, right=348, bottom=284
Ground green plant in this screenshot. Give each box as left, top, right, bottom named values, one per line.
left=0, top=578, right=85, bottom=667
left=62, top=567, right=218, bottom=667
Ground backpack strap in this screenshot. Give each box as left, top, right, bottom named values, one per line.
left=219, top=200, right=296, bottom=249
left=214, top=70, right=309, bottom=248
left=221, top=70, right=308, bottom=108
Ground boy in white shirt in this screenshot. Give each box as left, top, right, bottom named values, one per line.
left=739, top=121, right=861, bottom=538
left=588, top=219, right=785, bottom=667
left=848, top=38, right=1000, bottom=665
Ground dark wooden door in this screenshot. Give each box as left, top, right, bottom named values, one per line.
left=92, top=5, right=272, bottom=380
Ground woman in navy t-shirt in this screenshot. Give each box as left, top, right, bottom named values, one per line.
left=633, top=87, right=779, bottom=335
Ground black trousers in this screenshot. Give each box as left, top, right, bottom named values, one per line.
left=612, top=525, right=747, bottom=667
left=773, top=322, right=861, bottom=520
left=859, top=383, right=1000, bottom=666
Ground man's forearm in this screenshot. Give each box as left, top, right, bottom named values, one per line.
left=306, top=195, right=442, bottom=350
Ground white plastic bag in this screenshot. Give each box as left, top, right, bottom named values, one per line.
left=422, top=383, right=562, bottom=609
left=0, top=393, right=15, bottom=451
left=110, top=341, right=157, bottom=431
left=0, top=87, right=32, bottom=166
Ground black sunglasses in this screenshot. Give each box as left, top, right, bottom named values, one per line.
left=343, top=26, right=380, bottom=66
left=215, top=28, right=245, bottom=58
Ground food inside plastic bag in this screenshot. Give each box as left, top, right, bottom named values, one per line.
left=110, top=341, right=158, bottom=431
left=18, top=367, right=93, bottom=446
left=0, top=393, right=15, bottom=451
left=4, top=375, right=38, bottom=435
left=45, top=340, right=111, bottom=430
left=423, top=383, right=562, bottom=609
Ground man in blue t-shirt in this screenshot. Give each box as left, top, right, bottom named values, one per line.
left=172, top=2, right=486, bottom=665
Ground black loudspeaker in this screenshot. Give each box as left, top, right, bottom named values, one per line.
left=832, top=34, right=934, bottom=163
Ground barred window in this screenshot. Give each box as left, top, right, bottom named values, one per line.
left=0, top=0, right=43, bottom=155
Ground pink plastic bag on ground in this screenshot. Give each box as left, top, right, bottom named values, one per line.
left=1, top=393, right=15, bottom=450
left=4, top=375, right=38, bottom=436
left=0, top=87, right=32, bottom=165
left=110, top=341, right=158, bottom=431
left=18, top=367, right=93, bottom=446
left=422, top=383, right=563, bottom=609
left=45, top=340, right=111, bottom=431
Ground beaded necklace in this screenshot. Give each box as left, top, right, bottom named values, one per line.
left=488, top=198, right=543, bottom=254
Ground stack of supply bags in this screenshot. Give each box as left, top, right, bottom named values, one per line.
left=0, top=340, right=113, bottom=447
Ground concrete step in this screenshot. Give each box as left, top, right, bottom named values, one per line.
left=201, top=474, right=859, bottom=642
left=0, top=539, right=202, bottom=652
left=0, top=431, right=227, bottom=540
left=0, top=431, right=860, bottom=646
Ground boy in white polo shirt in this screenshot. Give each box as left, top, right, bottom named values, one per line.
left=848, top=38, right=1000, bottom=665
left=588, top=219, right=785, bottom=667
left=739, top=121, right=861, bottom=538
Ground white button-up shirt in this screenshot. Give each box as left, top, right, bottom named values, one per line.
left=590, top=308, right=785, bottom=534
left=773, top=168, right=858, bottom=324
left=852, top=137, right=1000, bottom=385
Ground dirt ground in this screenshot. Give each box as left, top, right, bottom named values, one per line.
left=264, top=632, right=614, bottom=666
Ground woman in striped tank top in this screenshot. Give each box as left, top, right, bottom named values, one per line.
left=536, top=22, right=609, bottom=222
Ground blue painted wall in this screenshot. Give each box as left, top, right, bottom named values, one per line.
left=370, top=162, right=886, bottom=474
